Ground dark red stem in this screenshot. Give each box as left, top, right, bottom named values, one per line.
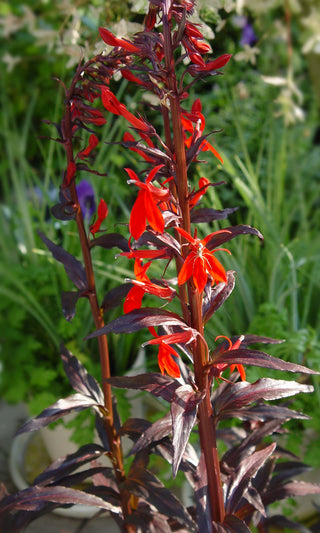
left=162, top=4, right=225, bottom=526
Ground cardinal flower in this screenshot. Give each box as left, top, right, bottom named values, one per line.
left=99, top=27, right=140, bottom=54
left=177, top=227, right=231, bottom=293
left=214, top=335, right=246, bottom=381
left=126, top=165, right=171, bottom=240
left=124, top=259, right=175, bottom=313
left=145, top=328, right=192, bottom=378
left=181, top=99, right=223, bottom=163
left=101, top=87, right=150, bottom=134
left=90, top=199, right=108, bottom=236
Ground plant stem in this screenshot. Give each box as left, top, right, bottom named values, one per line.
left=63, top=92, right=135, bottom=530
left=162, top=5, right=225, bottom=526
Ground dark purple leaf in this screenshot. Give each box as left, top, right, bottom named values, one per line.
left=130, top=413, right=172, bottom=454
left=101, top=283, right=133, bottom=313
left=194, top=453, right=211, bottom=533
left=213, top=514, right=252, bottom=533
left=262, top=481, right=320, bottom=507
left=16, top=393, right=101, bottom=436
left=213, top=378, right=314, bottom=417
left=51, top=201, right=77, bottom=221
left=225, top=443, right=276, bottom=513
left=203, top=271, right=236, bottom=323
left=222, top=420, right=282, bottom=472
left=206, top=225, right=264, bottom=250
left=135, top=230, right=180, bottom=255
left=38, top=231, right=87, bottom=290
left=85, top=308, right=188, bottom=339
left=33, top=443, right=108, bottom=486
left=60, top=344, right=104, bottom=404
left=76, top=162, right=108, bottom=176
left=191, top=207, right=238, bottom=224
left=106, top=373, right=180, bottom=402
left=121, top=138, right=171, bottom=163
left=212, top=348, right=319, bottom=374
left=125, top=467, right=196, bottom=531
left=90, top=232, right=130, bottom=252
left=260, top=515, right=311, bottom=533
left=171, top=385, right=203, bottom=477
left=243, top=485, right=266, bottom=516
left=0, top=485, right=121, bottom=514
left=221, top=403, right=310, bottom=422
left=61, top=290, right=85, bottom=322
left=51, top=187, right=76, bottom=221
left=270, top=461, right=313, bottom=487
left=242, top=334, right=285, bottom=346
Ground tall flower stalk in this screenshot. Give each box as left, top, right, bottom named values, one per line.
left=2, top=2, right=320, bottom=532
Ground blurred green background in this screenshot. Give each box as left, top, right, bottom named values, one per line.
left=0, top=0, right=319, bottom=466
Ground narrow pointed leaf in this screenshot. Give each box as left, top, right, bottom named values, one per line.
left=203, top=271, right=236, bottom=323
left=90, top=233, right=130, bottom=252
left=130, top=413, right=172, bottom=454
left=191, top=207, right=238, bottom=223
left=213, top=378, right=314, bottom=417
left=171, top=385, right=203, bottom=477
left=60, top=344, right=104, bottom=404
left=106, top=373, right=179, bottom=402
left=262, top=480, right=320, bottom=508
left=125, top=467, right=196, bottom=530
left=38, top=231, right=87, bottom=290
left=33, top=444, right=108, bottom=486
left=16, top=394, right=101, bottom=436
left=101, top=283, right=132, bottom=313
left=213, top=515, right=252, bottom=532
left=206, top=225, right=263, bottom=250
left=61, top=290, right=84, bottom=322
left=0, top=485, right=121, bottom=514
left=85, top=308, right=188, bottom=338
left=212, top=348, right=319, bottom=374
left=226, top=443, right=276, bottom=513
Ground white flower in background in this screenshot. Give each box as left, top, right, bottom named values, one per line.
left=234, top=44, right=260, bottom=64
left=261, top=75, right=305, bottom=125
left=1, top=52, right=21, bottom=72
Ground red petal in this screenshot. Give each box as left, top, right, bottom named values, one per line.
left=99, top=27, right=140, bottom=53
left=124, top=285, right=145, bottom=313
left=201, top=140, right=223, bottom=164
left=205, top=54, right=232, bottom=71
left=64, top=161, right=77, bottom=187
left=204, top=252, right=227, bottom=284
left=129, top=190, right=147, bottom=240
left=178, top=253, right=195, bottom=286
left=192, top=256, right=207, bottom=292
left=144, top=190, right=165, bottom=234
left=237, top=364, right=246, bottom=381
left=158, top=344, right=180, bottom=378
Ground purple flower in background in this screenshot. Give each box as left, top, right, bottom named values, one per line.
left=76, top=180, right=96, bottom=220
left=240, top=21, right=257, bottom=47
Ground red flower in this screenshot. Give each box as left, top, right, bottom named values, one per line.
left=123, top=132, right=155, bottom=163
left=124, top=260, right=175, bottom=313
left=189, top=177, right=211, bottom=209
left=158, top=343, right=181, bottom=377
left=214, top=335, right=246, bottom=381
left=101, top=87, right=150, bottom=133
left=63, top=161, right=77, bottom=188
left=78, top=134, right=99, bottom=160
left=125, top=165, right=171, bottom=240
left=145, top=329, right=186, bottom=378
left=90, top=199, right=108, bottom=236
left=176, top=227, right=230, bottom=293
left=99, top=27, right=140, bottom=53
left=181, top=99, right=223, bottom=163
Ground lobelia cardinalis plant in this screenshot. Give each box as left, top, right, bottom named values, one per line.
left=1, top=1, right=320, bottom=532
